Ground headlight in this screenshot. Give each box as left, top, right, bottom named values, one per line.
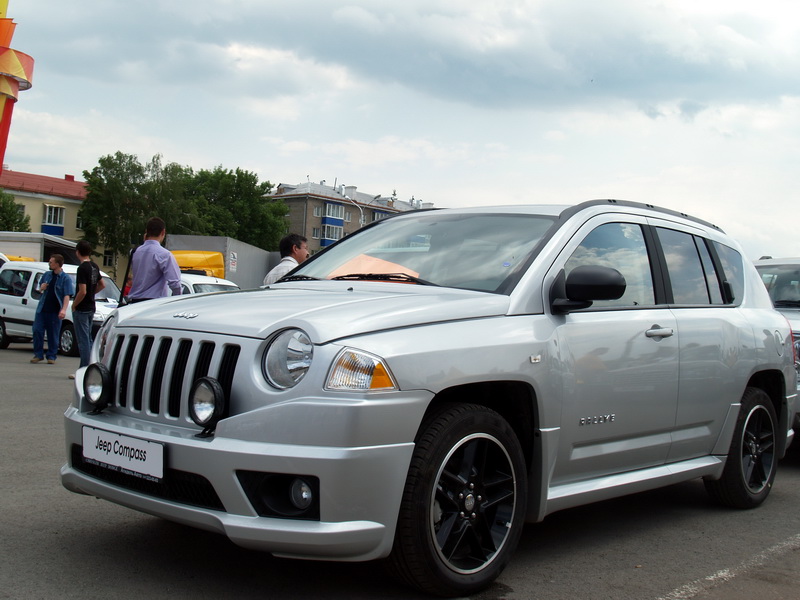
left=95, top=313, right=116, bottom=361
left=83, top=363, right=113, bottom=413
left=325, top=348, right=397, bottom=391
left=189, top=377, right=226, bottom=434
left=263, top=329, right=313, bottom=389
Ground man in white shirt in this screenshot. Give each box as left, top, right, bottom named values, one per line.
left=263, top=234, right=309, bottom=285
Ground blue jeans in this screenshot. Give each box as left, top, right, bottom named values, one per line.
left=73, top=310, right=94, bottom=368
left=33, top=311, right=62, bottom=361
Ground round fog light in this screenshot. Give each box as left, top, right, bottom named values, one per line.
left=189, top=377, right=226, bottom=431
left=290, top=478, right=314, bottom=510
left=83, top=363, right=112, bottom=412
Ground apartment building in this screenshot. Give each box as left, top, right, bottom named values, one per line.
left=274, top=180, right=432, bottom=253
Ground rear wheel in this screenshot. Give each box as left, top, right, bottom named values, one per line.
left=704, top=387, right=777, bottom=508
left=387, top=404, right=527, bottom=597
left=0, top=319, right=9, bottom=349
left=59, top=322, right=78, bottom=357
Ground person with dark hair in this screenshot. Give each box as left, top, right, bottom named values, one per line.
left=263, top=233, right=309, bottom=285
left=70, top=240, right=105, bottom=377
left=31, top=253, right=75, bottom=364
left=127, top=217, right=182, bottom=301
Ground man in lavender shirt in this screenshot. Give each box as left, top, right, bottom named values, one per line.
left=127, top=217, right=182, bottom=302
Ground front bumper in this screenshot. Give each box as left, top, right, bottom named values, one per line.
left=61, top=394, right=423, bottom=561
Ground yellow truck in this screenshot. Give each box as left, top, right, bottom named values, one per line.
left=166, top=234, right=275, bottom=289
left=170, top=250, right=226, bottom=279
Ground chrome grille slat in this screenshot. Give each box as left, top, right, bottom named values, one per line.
left=118, top=335, right=139, bottom=408
left=169, top=339, right=193, bottom=418
left=133, top=336, right=155, bottom=411
left=149, top=338, right=172, bottom=414
left=105, top=332, right=240, bottom=425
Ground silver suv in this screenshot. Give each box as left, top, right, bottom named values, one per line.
left=61, top=200, right=797, bottom=597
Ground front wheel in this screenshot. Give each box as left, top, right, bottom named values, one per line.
left=59, top=322, right=78, bottom=357
left=387, top=404, right=527, bottom=597
left=704, top=387, right=778, bottom=508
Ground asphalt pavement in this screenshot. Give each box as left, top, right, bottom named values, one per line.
left=1, top=340, right=799, bottom=600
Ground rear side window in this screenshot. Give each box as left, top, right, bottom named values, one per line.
left=696, top=240, right=724, bottom=304
left=657, top=228, right=710, bottom=304
left=656, top=228, right=738, bottom=305
left=712, top=242, right=744, bottom=304
left=0, top=269, right=32, bottom=297
left=565, top=222, right=655, bottom=307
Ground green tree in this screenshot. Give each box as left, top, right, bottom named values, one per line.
left=142, top=155, right=204, bottom=237
left=80, top=153, right=206, bottom=257
left=0, top=190, right=31, bottom=231
left=80, top=152, right=286, bottom=266
left=189, top=166, right=287, bottom=250
left=80, top=151, right=149, bottom=259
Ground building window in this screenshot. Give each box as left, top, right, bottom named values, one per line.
left=313, top=206, right=322, bottom=217
left=373, top=211, right=390, bottom=222
left=325, top=203, right=345, bottom=220
left=345, top=211, right=352, bottom=223
left=323, top=225, right=343, bottom=241
left=44, top=205, right=65, bottom=226
left=103, top=250, right=115, bottom=268
left=76, top=215, right=84, bottom=230
left=16, top=204, right=25, bottom=218
left=312, top=227, right=321, bottom=239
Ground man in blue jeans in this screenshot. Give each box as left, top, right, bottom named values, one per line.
left=31, top=254, right=75, bottom=364
left=70, top=240, right=105, bottom=377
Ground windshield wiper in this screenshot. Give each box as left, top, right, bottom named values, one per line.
left=276, top=274, right=320, bottom=282
left=774, top=300, right=800, bottom=308
left=331, top=272, right=437, bottom=286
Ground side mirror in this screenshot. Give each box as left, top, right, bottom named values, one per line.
left=550, top=266, right=626, bottom=314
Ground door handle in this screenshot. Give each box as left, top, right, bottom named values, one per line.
left=646, top=326, right=673, bottom=339
left=21, top=298, right=27, bottom=305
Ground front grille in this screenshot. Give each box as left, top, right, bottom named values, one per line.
left=71, top=445, right=225, bottom=511
left=105, top=332, right=241, bottom=423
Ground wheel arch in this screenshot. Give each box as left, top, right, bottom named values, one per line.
left=747, top=369, right=790, bottom=457
left=421, top=380, right=544, bottom=516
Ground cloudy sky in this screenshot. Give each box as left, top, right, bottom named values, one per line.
left=5, top=0, right=799, bottom=259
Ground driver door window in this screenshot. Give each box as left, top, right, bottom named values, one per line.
left=564, top=222, right=655, bottom=308
left=31, top=273, right=44, bottom=300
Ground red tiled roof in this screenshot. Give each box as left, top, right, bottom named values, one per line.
left=0, top=169, right=87, bottom=200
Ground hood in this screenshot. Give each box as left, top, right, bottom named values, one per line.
left=114, top=281, right=511, bottom=344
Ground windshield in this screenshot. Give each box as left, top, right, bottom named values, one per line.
left=755, top=263, right=800, bottom=305
left=294, top=211, right=556, bottom=293
left=67, top=274, right=121, bottom=303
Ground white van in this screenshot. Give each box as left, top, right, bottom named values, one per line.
left=0, top=261, right=120, bottom=355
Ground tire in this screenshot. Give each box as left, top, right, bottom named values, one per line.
left=0, top=319, right=10, bottom=349
left=59, top=322, right=79, bottom=357
left=387, top=404, right=527, bottom=597
left=704, top=387, right=778, bottom=509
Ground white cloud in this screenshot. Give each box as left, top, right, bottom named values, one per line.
left=3, top=0, right=799, bottom=260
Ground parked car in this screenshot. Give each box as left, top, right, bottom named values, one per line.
left=0, top=261, right=120, bottom=355
left=61, top=200, right=796, bottom=597
left=754, top=257, right=800, bottom=395
left=176, top=273, right=239, bottom=295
